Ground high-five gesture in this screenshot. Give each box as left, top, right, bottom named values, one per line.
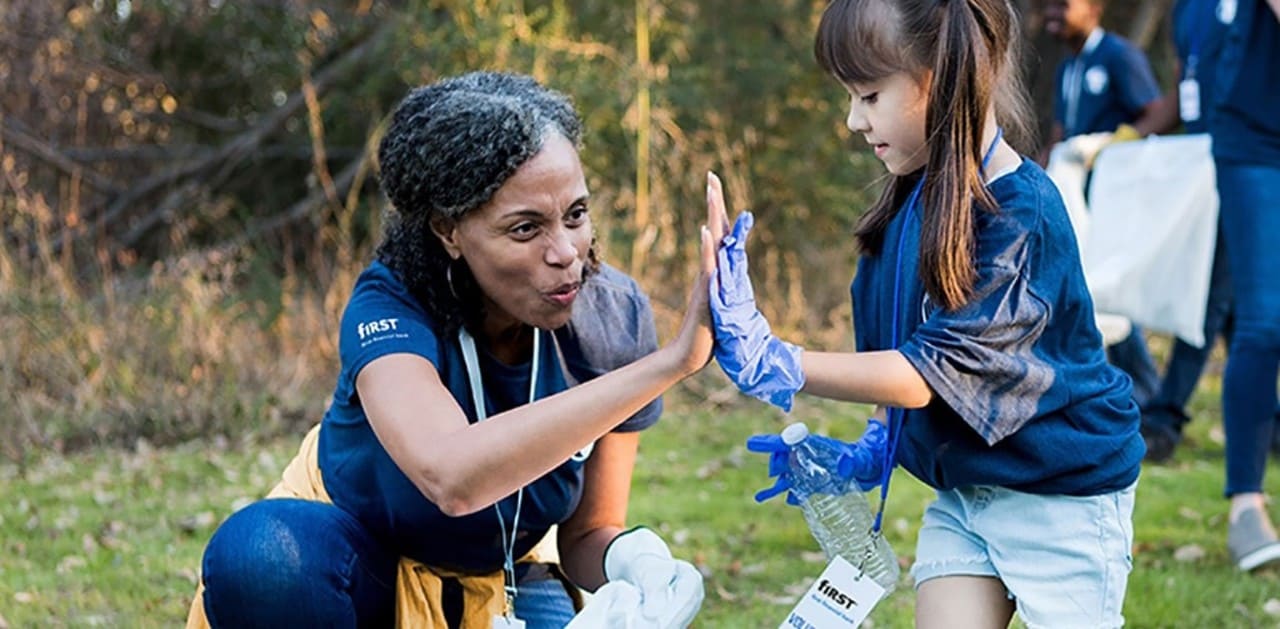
left=706, top=176, right=806, bottom=411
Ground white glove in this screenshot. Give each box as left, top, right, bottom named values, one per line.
left=564, top=580, right=644, bottom=628
left=601, top=527, right=704, bottom=628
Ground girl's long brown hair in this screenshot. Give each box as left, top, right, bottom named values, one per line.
left=815, top=0, right=1033, bottom=310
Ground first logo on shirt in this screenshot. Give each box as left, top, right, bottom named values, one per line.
left=357, top=318, right=401, bottom=340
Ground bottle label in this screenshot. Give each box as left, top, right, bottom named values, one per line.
left=779, top=555, right=886, bottom=628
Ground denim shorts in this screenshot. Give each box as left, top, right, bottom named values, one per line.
left=910, top=481, right=1137, bottom=629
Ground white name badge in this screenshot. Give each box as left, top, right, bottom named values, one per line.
left=493, top=615, right=526, bottom=629
left=779, top=555, right=887, bottom=629
left=1180, top=78, right=1201, bottom=122
left=1217, top=0, right=1237, bottom=24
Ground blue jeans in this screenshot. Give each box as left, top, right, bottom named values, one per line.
left=1107, top=326, right=1160, bottom=407
left=1217, top=161, right=1280, bottom=496
left=1143, top=226, right=1234, bottom=431
left=201, top=498, right=577, bottom=627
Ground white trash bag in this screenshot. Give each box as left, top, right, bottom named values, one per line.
left=1083, top=133, right=1218, bottom=348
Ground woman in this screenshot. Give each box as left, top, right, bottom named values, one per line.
left=187, top=71, right=718, bottom=628
left=1208, top=0, right=1280, bottom=572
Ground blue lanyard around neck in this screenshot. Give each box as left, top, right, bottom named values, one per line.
left=871, top=127, right=1004, bottom=533
left=1064, top=29, right=1103, bottom=135
left=458, top=326, right=540, bottom=618
left=1182, top=0, right=1215, bottom=78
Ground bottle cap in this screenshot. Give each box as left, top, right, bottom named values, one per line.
left=781, top=422, right=809, bottom=446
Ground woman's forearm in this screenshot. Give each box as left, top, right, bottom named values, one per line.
left=558, top=526, right=619, bottom=591
left=372, top=346, right=691, bottom=517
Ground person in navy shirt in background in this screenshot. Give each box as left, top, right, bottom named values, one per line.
left=1132, top=0, right=1280, bottom=464
left=1205, top=0, right=1280, bottom=572
left=1043, top=0, right=1164, bottom=410
left=188, top=72, right=717, bottom=627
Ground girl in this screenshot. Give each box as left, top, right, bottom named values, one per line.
left=709, top=1, right=1143, bottom=627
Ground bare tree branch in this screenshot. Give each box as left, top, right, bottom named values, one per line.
left=55, top=22, right=391, bottom=255
left=161, top=156, right=367, bottom=275
left=0, top=117, right=123, bottom=194
left=61, top=144, right=361, bottom=163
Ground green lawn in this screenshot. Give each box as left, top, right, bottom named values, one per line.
left=2, top=381, right=1279, bottom=627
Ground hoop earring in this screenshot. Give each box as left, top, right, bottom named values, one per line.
left=446, top=258, right=462, bottom=301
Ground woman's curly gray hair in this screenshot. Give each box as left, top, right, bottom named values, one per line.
left=375, top=71, right=594, bottom=332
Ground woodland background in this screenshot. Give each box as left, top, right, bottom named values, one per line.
left=17, top=3, right=1276, bottom=627
left=1, top=0, right=1179, bottom=458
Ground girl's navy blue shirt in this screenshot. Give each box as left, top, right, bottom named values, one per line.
left=851, top=159, right=1144, bottom=496
left=318, top=260, right=661, bottom=572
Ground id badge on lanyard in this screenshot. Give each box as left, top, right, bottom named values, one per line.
left=1179, top=77, right=1201, bottom=122
left=459, top=328, right=540, bottom=628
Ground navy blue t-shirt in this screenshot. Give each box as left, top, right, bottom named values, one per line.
left=1210, top=0, right=1280, bottom=164
left=1173, top=0, right=1230, bottom=133
left=318, top=261, right=661, bottom=572
left=851, top=160, right=1144, bottom=496
left=1054, top=30, right=1162, bottom=138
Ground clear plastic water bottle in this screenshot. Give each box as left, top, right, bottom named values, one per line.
left=783, top=422, right=899, bottom=592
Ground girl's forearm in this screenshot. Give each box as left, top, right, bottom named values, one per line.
left=800, top=349, right=933, bottom=408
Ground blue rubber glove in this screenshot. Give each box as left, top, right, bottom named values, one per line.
left=710, top=212, right=806, bottom=411
left=745, top=421, right=888, bottom=505
left=846, top=420, right=887, bottom=492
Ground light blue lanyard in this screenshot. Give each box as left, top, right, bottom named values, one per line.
left=458, top=327, right=540, bottom=618
left=1064, top=29, right=1104, bottom=136
left=872, top=127, right=1004, bottom=534
left=1183, top=0, right=1214, bottom=79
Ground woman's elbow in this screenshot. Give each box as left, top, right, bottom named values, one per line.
left=413, top=467, right=483, bottom=517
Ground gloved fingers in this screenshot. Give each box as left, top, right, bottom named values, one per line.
left=709, top=264, right=746, bottom=318
left=635, top=558, right=677, bottom=621
left=715, top=213, right=757, bottom=305
left=714, top=245, right=754, bottom=306
left=565, top=581, right=640, bottom=629
left=767, top=450, right=790, bottom=477
left=753, top=475, right=793, bottom=503
left=834, top=450, right=856, bottom=480
left=746, top=435, right=791, bottom=479
left=746, top=434, right=788, bottom=453
left=665, top=561, right=705, bottom=628
left=862, top=420, right=888, bottom=447
left=725, top=211, right=754, bottom=247
left=807, top=433, right=849, bottom=451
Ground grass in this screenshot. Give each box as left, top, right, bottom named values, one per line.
left=2, top=375, right=1279, bottom=627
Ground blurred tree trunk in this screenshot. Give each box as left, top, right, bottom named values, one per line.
left=1128, top=0, right=1176, bottom=48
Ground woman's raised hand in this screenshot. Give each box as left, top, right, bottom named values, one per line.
left=668, top=172, right=728, bottom=376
